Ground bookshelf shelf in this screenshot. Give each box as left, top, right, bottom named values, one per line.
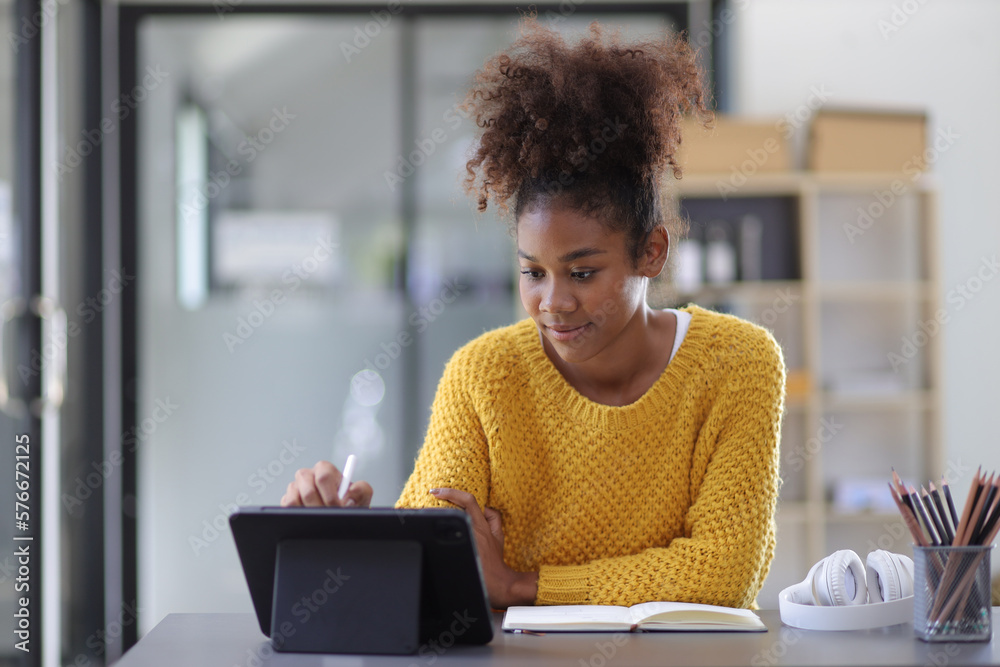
left=819, top=391, right=934, bottom=412
left=816, top=282, right=934, bottom=301
left=825, top=510, right=907, bottom=524
left=670, top=280, right=802, bottom=303
left=775, top=502, right=811, bottom=524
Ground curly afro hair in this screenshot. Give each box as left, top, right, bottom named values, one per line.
left=462, top=17, right=712, bottom=263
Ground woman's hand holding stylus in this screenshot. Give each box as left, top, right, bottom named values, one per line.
left=281, top=459, right=373, bottom=508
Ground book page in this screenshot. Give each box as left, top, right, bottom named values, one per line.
left=502, top=605, right=631, bottom=631
left=628, top=601, right=765, bottom=628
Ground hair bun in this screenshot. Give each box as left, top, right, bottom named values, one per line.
left=462, top=16, right=711, bottom=218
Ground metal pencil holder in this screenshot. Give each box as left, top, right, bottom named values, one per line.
left=914, top=544, right=993, bottom=642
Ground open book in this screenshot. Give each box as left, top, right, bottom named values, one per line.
left=502, top=601, right=767, bottom=633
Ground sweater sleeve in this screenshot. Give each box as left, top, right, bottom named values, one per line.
left=394, top=347, right=491, bottom=511
left=535, top=331, right=786, bottom=609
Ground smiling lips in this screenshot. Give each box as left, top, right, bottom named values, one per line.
left=545, top=323, right=591, bottom=342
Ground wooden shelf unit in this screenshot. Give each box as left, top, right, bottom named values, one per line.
left=662, top=171, right=941, bottom=606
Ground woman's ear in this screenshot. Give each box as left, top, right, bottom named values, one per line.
left=639, top=226, right=670, bottom=278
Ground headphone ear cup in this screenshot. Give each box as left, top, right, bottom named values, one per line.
left=786, top=557, right=827, bottom=605
left=866, top=550, right=915, bottom=602
left=817, top=550, right=868, bottom=606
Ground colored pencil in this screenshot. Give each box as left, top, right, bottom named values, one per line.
left=928, top=482, right=954, bottom=544
left=892, top=468, right=913, bottom=514
left=942, top=476, right=960, bottom=528
left=909, top=485, right=940, bottom=546
left=970, top=477, right=998, bottom=544
left=888, top=483, right=928, bottom=547
left=921, top=486, right=948, bottom=546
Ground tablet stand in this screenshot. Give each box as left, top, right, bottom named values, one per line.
left=270, top=538, right=423, bottom=654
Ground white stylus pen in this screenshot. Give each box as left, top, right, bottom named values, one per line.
left=337, top=454, right=357, bottom=502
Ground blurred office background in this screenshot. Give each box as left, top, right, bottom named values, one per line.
left=0, top=2, right=998, bottom=666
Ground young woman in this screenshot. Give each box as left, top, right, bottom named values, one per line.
left=282, top=19, right=786, bottom=611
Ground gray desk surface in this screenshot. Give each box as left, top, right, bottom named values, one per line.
left=116, top=609, right=1000, bottom=666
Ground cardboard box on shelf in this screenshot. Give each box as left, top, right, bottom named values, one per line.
left=785, top=369, right=812, bottom=400
left=809, top=108, right=927, bottom=173
left=677, top=115, right=791, bottom=174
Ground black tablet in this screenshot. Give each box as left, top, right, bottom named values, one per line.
left=229, top=506, right=494, bottom=654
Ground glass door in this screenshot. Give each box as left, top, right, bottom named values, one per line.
left=124, top=6, right=683, bottom=638
left=133, top=16, right=416, bottom=631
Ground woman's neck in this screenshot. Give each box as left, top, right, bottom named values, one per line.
left=542, top=306, right=677, bottom=407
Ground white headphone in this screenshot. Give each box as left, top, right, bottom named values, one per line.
left=778, top=549, right=915, bottom=630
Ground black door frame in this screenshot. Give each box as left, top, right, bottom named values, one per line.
left=10, top=0, right=43, bottom=665
left=9, top=1, right=107, bottom=665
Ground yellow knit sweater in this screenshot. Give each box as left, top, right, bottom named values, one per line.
left=395, top=304, right=786, bottom=608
